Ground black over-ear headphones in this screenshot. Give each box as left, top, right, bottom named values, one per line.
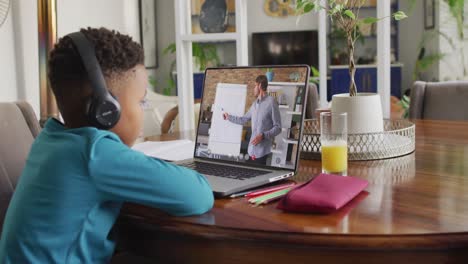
left=67, top=32, right=121, bottom=130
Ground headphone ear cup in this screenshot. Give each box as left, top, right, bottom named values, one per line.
left=86, top=95, right=121, bottom=130
left=85, top=96, right=94, bottom=121
left=109, top=91, right=118, bottom=102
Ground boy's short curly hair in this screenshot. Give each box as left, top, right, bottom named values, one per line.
left=48, top=27, right=144, bottom=101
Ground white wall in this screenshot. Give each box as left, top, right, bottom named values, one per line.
left=398, top=0, right=428, bottom=93
left=57, top=0, right=139, bottom=39
left=151, top=0, right=176, bottom=93
left=0, top=5, right=18, bottom=102
left=0, top=0, right=140, bottom=117
left=10, top=0, right=40, bottom=115
left=438, top=1, right=468, bottom=81
left=400, top=0, right=468, bottom=83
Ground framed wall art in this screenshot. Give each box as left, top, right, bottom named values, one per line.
left=424, top=0, right=435, bottom=30
left=139, top=0, right=158, bottom=68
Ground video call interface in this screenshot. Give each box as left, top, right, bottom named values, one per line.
left=195, top=66, right=309, bottom=169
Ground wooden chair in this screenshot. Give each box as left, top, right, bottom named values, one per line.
left=142, top=90, right=178, bottom=137
left=161, top=103, right=201, bottom=134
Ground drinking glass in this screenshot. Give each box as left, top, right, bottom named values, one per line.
left=320, top=112, right=348, bottom=176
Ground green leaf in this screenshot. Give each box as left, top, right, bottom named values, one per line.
left=343, top=10, right=355, bottom=20
left=303, top=2, right=315, bottom=13
left=148, top=76, right=158, bottom=89
left=163, top=43, right=176, bottom=54
left=445, top=0, right=464, bottom=39
left=402, top=95, right=410, bottom=103
left=399, top=98, right=409, bottom=109
left=309, top=78, right=319, bottom=85
left=399, top=95, right=411, bottom=110
left=335, top=4, right=344, bottom=12
left=393, top=11, right=408, bottom=21
left=362, top=17, right=379, bottom=24
left=403, top=109, right=409, bottom=118
left=417, top=53, right=445, bottom=71
left=296, top=0, right=306, bottom=10
left=311, top=66, right=319, bottom=77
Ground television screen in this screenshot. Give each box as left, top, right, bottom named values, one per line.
left=252, top=30, right=318, bottom=69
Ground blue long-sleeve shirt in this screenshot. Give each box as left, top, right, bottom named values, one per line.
left=228, top=95, right=282, bottom=158
left=0, top=118, right=213, bottom=264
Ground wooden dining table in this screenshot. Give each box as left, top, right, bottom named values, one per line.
left=116, top=119, right=468, bottom=263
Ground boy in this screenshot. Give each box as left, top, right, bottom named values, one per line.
left=0, top=27, right=214, bottom=263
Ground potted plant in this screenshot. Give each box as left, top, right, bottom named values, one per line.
left=266, top=68, right=275, bottom=81
left=296, top=0, right=407, bottom=133
left=162, top=42, right=220, bottom=95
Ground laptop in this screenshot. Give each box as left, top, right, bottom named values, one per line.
left=175, top=65, right=310, bottom=197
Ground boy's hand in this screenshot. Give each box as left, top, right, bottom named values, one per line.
left=223, top=112, right=229, bottom=120
left=251, top=133, right=264, bottom=146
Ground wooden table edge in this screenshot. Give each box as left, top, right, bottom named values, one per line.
left=118, top=213, right=468, bottom=250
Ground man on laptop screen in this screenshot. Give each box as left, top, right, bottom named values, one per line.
left=179, top=65, right=310, bottom=197
left=222, top=74, right=281, bottom=165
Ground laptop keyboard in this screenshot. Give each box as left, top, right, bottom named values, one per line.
left=181, top=161, right=269, bottom=180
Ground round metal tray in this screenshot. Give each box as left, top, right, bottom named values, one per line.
left=300, top=119, right=415, bottom=161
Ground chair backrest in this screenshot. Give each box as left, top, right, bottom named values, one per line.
left=305, top=83, right=319, bottom=119
left=142, top=90, right=178, bottom=137
left=161, top=103, right=201, bottom=134
left=0, top=101, right=40, bottom=230
left=409, top=81, right=468, bottom=120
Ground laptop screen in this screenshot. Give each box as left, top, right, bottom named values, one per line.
left=195, top=65, right=310, bottom=171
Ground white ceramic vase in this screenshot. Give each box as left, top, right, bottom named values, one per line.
left=331, top=93, right=384, bottom=134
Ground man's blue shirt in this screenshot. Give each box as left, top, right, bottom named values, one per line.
left=0, top=119, right=213, bottom=263
left=228, top=95, right=282, bottom=158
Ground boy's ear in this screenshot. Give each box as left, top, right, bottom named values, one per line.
left=108, top=89, right=118, bottom=100
left=105, top=77, right=124, bottom=97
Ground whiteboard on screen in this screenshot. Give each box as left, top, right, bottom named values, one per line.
left=209, top=83, right=247, bottom=156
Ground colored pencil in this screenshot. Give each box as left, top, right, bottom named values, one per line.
left=229, top=182, right=295, bottom=199
left=245, top=182, right=296, bottom=198
left=248, top=187, right=293, bottom=205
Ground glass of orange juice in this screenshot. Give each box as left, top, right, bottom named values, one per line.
left=320, top=112, right=348, bottom=176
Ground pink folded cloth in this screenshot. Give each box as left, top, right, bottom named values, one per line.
left=277, top=173, right=368, bottom=213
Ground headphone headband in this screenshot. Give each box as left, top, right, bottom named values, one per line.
left=66, top=31, right=121, bottom=130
